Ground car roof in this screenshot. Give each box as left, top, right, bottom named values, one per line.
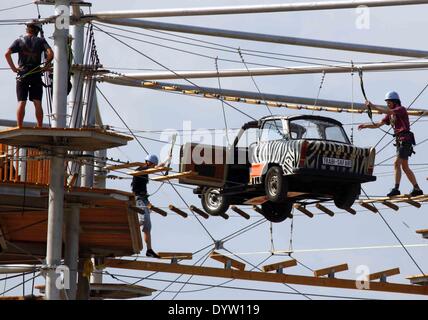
left=259, top=114, right=343, bottom=126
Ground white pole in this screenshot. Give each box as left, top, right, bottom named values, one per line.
left=81, top=82, right=96, bottom=188
left=64, top=205, right=80, bottom=300
left=46, top=0, right=70, bottom=300
left=98, top=18, right=428, bottom=58
left=103, top=61, right=428, bottom=80
left=69, top=5, right=84, bottom=129
left=86, top=0, right=428, bottom=19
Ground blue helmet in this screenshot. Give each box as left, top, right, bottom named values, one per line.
left=385, top=91, right=400, bottom=101
left=145, top=154, right=159, bottom=165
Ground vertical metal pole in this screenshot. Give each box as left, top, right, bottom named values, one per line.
left=81, top=84, right=96, bottom=187
left=67, top=4, right=84, bottom=187
left=46, top=149, right=65, bottom=300
left=64, top=205, right=80, bottom=300
left=46, top=0, right=70, bottom=300
left=69, top=5, right=84, bottom=129
left=94, top=106, right=106, bottom=189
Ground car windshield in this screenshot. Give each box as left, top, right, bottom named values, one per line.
left=288, top=118, right=350, bottom=144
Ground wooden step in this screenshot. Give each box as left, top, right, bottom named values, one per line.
left=314, top=263, right=348, bottom=278
left=210, top=251, right=245, bottom=271
left=368, top=268, right=400, bottom=282
left=151, top=171, right=197, bottom=182
left=262, top=259, right=297, bottom=273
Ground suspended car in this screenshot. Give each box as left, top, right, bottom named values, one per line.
left=179, top=115, right=376, bottom=222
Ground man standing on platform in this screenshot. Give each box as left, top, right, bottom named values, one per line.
left=5, top=21, right=54, bottom=128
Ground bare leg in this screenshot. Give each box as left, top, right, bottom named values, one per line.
left=33, top=100, right=43, bottom=128
left=17, top=101, right=26, bottom=127
left=401, top=160, right=418, bottom=186
left=144, top=231, right=152, bottom=250
left=394, top=157, right=402, bottom=186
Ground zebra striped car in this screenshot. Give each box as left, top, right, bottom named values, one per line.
left=179, top=115, right=376, bottom=222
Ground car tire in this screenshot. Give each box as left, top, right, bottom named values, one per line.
left=260, top=201, right=293, bottom=223
left=201, top=187, right=230, bottom=216
left=333, top=183, right=361, bottom=209
left=265, top=166, right=288, bottom=203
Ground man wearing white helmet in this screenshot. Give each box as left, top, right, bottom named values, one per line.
left=358, top=91, right=423, bottom=197
left=131, top=154, right=163, bottom=258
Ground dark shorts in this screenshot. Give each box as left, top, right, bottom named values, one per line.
left=397, top=141, right=413, bottom=160
left=16, top=74, right=43, bottom=102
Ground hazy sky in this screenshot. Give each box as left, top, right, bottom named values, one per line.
left=1, top=0, right=428, bottom=300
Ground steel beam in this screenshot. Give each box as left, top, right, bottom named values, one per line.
left=105, top=61, right=428, bottom=80
left=97, top=18, right=428, bottom=58
left=86, top=0, right=428, bottom=19
left=100, top=77, right=428, bottom=116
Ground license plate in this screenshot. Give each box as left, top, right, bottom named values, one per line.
left=322, top=157, right=352, bottom=168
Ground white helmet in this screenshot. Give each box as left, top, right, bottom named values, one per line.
left=145, top=154, right=159, bottom=165
left=385, top=91, right=400, bottom=101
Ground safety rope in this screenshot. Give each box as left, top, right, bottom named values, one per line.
left=214, top=57, right=230, bottom=146
left=358, top=69, right=395, bottom=137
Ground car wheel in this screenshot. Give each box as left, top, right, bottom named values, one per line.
left=260, top=201, right=293, bottom=223
left=265, top=166, right=288, bottom=203
left=201, top=187, right=230, bottom=216
left=333, top=183, right=361, bottom=209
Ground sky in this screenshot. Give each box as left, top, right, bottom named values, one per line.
left=1, top=0, right=428, bottom=300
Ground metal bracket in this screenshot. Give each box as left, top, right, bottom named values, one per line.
left=225, top=260, right=232, bottom=270
left=214, top=240, right=224, bottom=250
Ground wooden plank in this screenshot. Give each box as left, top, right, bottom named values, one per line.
left=344, top=207, right=357, bottom=215
left=151, top=171, right=196, bottom=182
left=293, top=204, right=314, bottom=218
left=219, top=212, right=229, bottom=220
left=381, top=201, right=399, bottom=211
left=368, top=268, right=400, bottom=281
left=105, top=259, right=428, bottom=296
left=287, top=192, right=309, bottom=199
left=407, top=274, right=428, bottom=285
left=315, top=203, right=335, bottom=217
left=231, top=206, right=250, bottom=220
left=168, top=205, right=188, bottom=218
left=416, top=229, right=428, bottom=239
left=262, top=259, right=297, bottom=272
left=105, top=162, right=146, bottom=171
left=402, top=199, right=422, bottom=208
left=189, top=205, right=209, bottom=219
left=147, top=205, right=168, bottom=217
left=359, top=202, right=378, bottom=213
left=158, top=252, right=193, bottom=260
left=314, top=263, right=349, bottom=277
left=128, top=167, right=172, bottom=176
left=0, top=227, right=7, bottom=251
left=244, top=196, right=268, bottom=206
left=210, top=251, right=245, bottom=271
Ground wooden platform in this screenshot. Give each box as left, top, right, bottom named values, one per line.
left=407, top=275, right=428, bottom=286
left=0, top=127, right=132, bottom=151
left=416, top=229, right=428, bottom=239
left=0, top=183, right=142, bottom=264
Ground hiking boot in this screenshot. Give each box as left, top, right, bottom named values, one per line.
left=410, top=188, right=423, bottom=197
left=387, top=188, right=401, bottom=197
left=146, top=249, right=160, bottom=259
